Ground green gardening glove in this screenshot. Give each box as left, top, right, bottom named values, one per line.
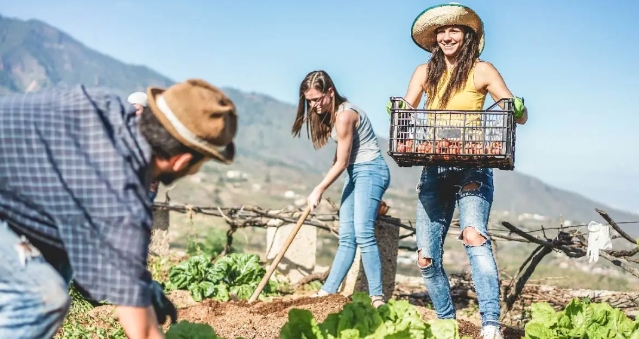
left=513, top=97, right=525, bottom=119
left=386, top=99, right=407, bottom=115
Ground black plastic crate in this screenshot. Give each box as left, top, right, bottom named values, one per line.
left=387, top=97, right=517, bottom=170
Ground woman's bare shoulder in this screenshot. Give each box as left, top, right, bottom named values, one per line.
left=474, top=60, right=503, bottom=83
left=409, top=63, right=429, bottom=83
left=473, top=59, right=510, bottom=93
left=416, top=62, right=429, bottom=73
left=475, top=59, right=503, bottom=75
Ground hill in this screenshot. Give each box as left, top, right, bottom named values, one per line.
left=1, top=13, right=637, bottom=235
left=0, top=14, right=173, bottom=96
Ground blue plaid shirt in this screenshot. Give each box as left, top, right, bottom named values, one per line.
left=0, top=85, right=154, bottom=307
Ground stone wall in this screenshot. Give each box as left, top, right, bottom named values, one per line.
left=265, top=216, right=317, bottom=285
left=262, top=214, right=400, bottom=300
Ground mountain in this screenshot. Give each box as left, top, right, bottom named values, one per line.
left=1, top=14, right=637, bottom=235
left=0, top=14, right=173, bottom=96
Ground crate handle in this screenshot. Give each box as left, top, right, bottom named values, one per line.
left=485, top=97, right=517, bottom=111
left=389, top=96, right=415, bottom=109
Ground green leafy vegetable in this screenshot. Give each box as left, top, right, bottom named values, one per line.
left=280, top=292, right=471, bottom=339
left=524, top=298, right=639, bottom=339
left=167, top=253, right=279, bottom=302
left=166, top=320, right=221, bottom=339
left=165, top=320, right=247, bottom=339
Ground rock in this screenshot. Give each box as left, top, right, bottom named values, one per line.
left=265, top=221, right=317, bottom=285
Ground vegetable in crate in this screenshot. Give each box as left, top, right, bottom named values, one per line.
left=396, top=141, right=406, bottom=152
left=400, top=3, right=530, bottom=338
left=396, top=139, right=417, bottom=153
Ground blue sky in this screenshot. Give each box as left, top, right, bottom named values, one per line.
left=1, top=0, right=638, bottom=214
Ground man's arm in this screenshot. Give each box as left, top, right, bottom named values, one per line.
left=65, top=213, right=167, bottom=338
left=117, top=306, right=164, bottom=339
left=476, top=61, right=528, bottom=125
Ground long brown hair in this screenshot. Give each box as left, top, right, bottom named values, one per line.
left=424, top=25, right=480, bottom=109
left=291, top=70, right=348, bottom=149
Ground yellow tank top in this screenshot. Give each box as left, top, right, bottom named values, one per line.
left=425, top=64, right=486, bottom=126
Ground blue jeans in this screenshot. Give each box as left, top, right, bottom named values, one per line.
left=415, top=166, right=500, bottom=328
left=0, top=221, right=73, bottom=339
left=322, top=155, right=391, bottom=297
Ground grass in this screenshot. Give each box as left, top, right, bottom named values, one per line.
left=55, top=284, right=126, bottom=339
left=55, top=236, right=183, bottom=338
left=55, top=254, right=178, bottom=339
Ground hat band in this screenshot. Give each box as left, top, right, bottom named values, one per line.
left=155, top=94, right=229, bottom=156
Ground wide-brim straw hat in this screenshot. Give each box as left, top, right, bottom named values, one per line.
left=411, top=2, right=485, bottom=56
left=146, top=79, right=237, bottom=164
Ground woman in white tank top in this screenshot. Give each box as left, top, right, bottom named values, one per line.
left=291, top=70, right=391, bottom=308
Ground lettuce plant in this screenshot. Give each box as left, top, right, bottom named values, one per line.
left=280, top=292, right=470, bottom=339
left=166, top=253, right=279, bottom=302
left=524, top=298, right=639, bottom=339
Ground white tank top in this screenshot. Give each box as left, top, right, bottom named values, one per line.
left=330, top=102, right=381, bottom=165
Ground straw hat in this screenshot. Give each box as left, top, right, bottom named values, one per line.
left=146, top=79, right=237, bottom=164
left=127, top=91, right=148, bottom=107
left=411, top=2, right=485, bottom=55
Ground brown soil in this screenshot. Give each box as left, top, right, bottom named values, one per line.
left=71, top=285, right=527, bottom=338
left=167, top=292, right=525, bottom=339
left=174, top=294, right=347, bottom=338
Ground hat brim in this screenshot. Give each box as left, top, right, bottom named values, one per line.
left=146, top=87, right=235, bottom=165
left=411, top=3, right=485, bottom=56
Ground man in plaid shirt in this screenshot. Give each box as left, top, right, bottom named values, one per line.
left=0, top=79, right=237, bottom=339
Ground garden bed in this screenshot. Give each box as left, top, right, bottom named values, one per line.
left=82, top=290, right=524, bottom=339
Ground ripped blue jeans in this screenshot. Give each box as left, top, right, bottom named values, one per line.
left=415, top=166, right=500, bottom=328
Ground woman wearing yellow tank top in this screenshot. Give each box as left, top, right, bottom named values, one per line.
left=401, top=4, right=528, bottom=339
